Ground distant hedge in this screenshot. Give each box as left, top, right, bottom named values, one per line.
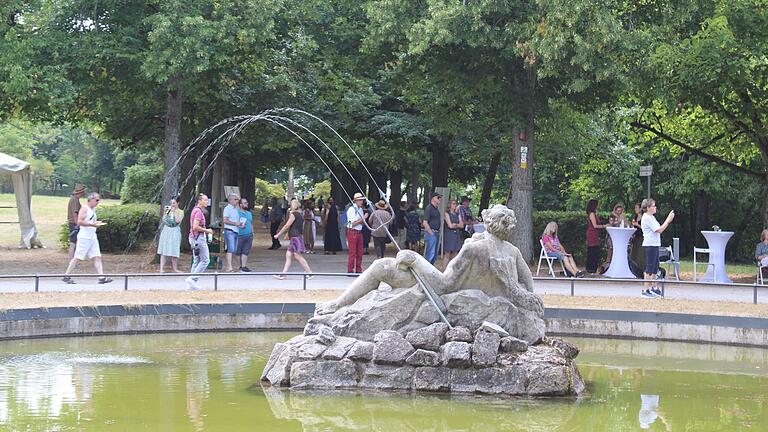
left=121, top=164, right=163, bottom=203
left=59, top=204, right=160, bottom=252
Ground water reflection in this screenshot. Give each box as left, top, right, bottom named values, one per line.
left=0, top=333, right=764, bottom=431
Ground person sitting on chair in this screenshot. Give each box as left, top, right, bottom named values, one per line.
left=541, top=222, right=585, bottom=277
left=755, top=229, right=768, bottom=270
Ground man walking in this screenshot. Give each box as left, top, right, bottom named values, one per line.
left=422, top=192, right=442, bottom=265
left=222, top=193, right=241, bottom=272
left=67, top=183, right=85, bottom=259
left=62, top=192, right=112, bottom=284
left=186, top=193, right=214, bottom=290
left=268, top=197, right=283, bottom=249
left=236, top=197, right=254, bottom=272
left=346, top=192, right=368, bottom=274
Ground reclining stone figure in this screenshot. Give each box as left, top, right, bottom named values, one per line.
left=314, top=204, right=545, bottom=343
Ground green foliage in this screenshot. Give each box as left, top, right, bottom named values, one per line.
left=254, top=178, right=286, bottom=205
left=121, top=164, right=164, bottom=204
left=59, top=204, right=160, bottom=252
left=313, top=180, right=331, bottom=200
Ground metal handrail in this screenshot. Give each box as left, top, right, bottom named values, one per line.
left=0, top=272, right=764, bottom=303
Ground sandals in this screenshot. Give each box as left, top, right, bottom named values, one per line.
left=98, top=277, right=114, bottom=284
left=273, top=274, right=287, bottom=280
left=62, top=276, right=75, bottom=284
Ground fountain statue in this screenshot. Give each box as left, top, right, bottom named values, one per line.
left=261, top=205, right=585, bottom=396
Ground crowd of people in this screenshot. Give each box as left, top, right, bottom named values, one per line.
left=541, top=198, right=675, bottom=298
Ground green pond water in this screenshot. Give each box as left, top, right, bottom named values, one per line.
left=0, top=332, right=767, bottom=431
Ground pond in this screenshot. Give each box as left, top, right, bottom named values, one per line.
left=0, top=332, right=766, bottom=431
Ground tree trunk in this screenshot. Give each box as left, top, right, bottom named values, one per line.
left=431, top=139, right=450, bottom=190
left=480, top=150, right=502, bottom=211
left=763, top=178, right=768, bottom=229
left=389, top=168, right=403, bottom=207
left=162, top=75, right=183, bottom=208
left=409, top=165, right=419, bottom=205
left=287, top=168, right=295, bottom=200
left=505, top=114, right=535, bottom=263
left=694, top=190, right=710, bottom=245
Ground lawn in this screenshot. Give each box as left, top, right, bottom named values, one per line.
left=0, top=193, right=120, bottom=248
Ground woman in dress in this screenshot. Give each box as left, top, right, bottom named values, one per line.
left=585, top=199, right=608, bottom=274
left=302, top=201, right=316, bottom=253
left=405, top=202, right=421, bottom=251
left=369, top=200, right=393, bottom=258
left=322, top=197, right=343, bottom=255
left=442, top=199, right=464, bottom=267
left=157, top=197, right=184, bottom=273
left=273, top=199, right=313, bottom=279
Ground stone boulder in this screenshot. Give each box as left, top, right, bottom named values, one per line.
left=414, top=367, right=451, bottom=392
left=307, top=287, right=545, bottom=344
left=406, top=349, right=440, bottom=367
left=321, top=336, right=357, bottom=361
left=346, top=340, right=374, bottom=361
left=500, top=336, right=529, bottom=353
left=290, top=360, right=358, bottom=389
left=405, top=322, right=449, bottom=351
left=440, top=341, right=472, bottom=368
left=446, top=326, right=473, bottom=343
left=471, top=331, right=501, bottom=368
left=372, top=330, right=415, bottom=365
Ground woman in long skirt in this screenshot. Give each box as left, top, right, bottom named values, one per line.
left=157, top=197, right=184, bottom=272
left=322, top=198, right=343, bottom=254
left=274, top=199, right=313, bottom=279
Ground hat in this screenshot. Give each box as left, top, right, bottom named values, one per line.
left=73, top=183, right=86, bottom=194
left=353, top=192, right=366, bottom=202
left=461, top=196, right=472, bottom=203
left=375, top=200, right=387, bottom=209
left=431, top=192, right=442, bottom=199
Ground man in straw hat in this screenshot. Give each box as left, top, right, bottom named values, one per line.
left=67, top=183, right=86, bottom=259
left=346, top=192, right=368, bottom=273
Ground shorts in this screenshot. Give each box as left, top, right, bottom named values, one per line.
left=547, top=251, right=565, bottom=261
left=236, top=235, right=253, bottom=256
left=74, top=238, right=101, bottom=260
left=224, top=230, right=238, bottom=253
left=644, top=246, right=660, bottom=275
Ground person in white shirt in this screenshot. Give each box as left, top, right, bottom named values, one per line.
left=222, top=193, right=242, bottom=272
left=62, top=192, right=113, bottom=285
left=346, top=193, right=368, bottom=273
left=640, top=198, right=674, bottom=298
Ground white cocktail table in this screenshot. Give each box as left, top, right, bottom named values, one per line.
left=603, top=227, right=637, bottom=278
left=699, top=230, right=734, bottom=283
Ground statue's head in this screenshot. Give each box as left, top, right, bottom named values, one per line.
left=481, top=204, right=517, bottom=241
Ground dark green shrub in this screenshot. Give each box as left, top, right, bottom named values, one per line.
left=121, top=164, right=163, bottom=203
left=59, top=204, right=160, bottom=252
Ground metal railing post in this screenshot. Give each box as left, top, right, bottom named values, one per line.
left=214, top=272, right=218, bottom=291
left=34, top=274, right=39, bottom=292
left=660, top=279, right=665, bottom=298
left=570, top=277, right=575, bottom=296
left=124, top=274, right=128, bottom=291
left=754, top=284, right=758, bottom=304
left=303, top=274, right=307, bottom=290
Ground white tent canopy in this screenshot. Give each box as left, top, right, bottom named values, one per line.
left=0, top=152, right=43, bottom=248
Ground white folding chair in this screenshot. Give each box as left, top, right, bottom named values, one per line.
left=536, top=239, right=567, bottom=278
left=757, top=259, right=768, bottom=285
left=659, top=237, right=680, bottom=280
left=693, top=247, right=715, bottom=282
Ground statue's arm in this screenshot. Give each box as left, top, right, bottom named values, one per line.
left=515, top=248, right=535, bottom=292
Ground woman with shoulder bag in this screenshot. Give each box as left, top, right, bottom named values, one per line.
left=157, top=196, right=184, bottom=273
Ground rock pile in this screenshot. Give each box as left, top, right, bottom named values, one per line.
left=261, top=321, right=585, bottom=396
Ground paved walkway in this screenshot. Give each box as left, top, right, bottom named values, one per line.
left=1, top=225, right=766, bottom=304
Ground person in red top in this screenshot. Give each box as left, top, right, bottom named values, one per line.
left=186, top=194, right=213, bottom=290
left=585, top=199, right=608, bottom=274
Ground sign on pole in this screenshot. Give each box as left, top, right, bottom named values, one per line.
left=639, top=165, right=652, bottom=198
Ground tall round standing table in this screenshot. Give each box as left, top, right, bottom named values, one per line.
left=603, top=227, right=637, bottom=278
left=699, top=230, right=734, bottom=283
